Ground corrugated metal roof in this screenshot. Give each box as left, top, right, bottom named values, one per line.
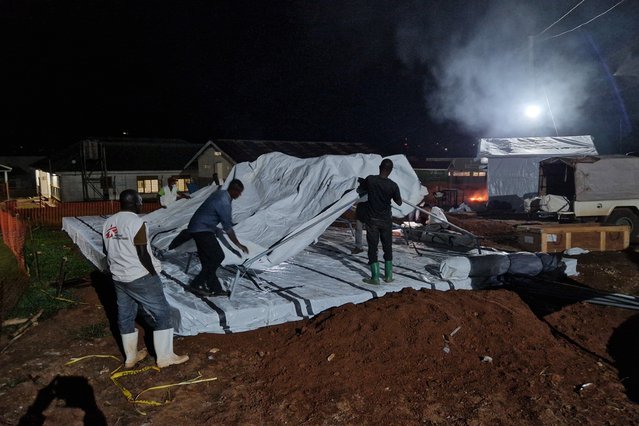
left=32, top=138, right=201, bottom=172
left=213, top=139, right=380, bottom=163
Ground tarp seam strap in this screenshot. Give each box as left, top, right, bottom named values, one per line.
left=161, top=271, right=232, bottom=334
left=222, top=265, right=313, bottom=317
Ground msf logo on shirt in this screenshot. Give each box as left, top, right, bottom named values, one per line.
left=105, top=225, right=128, bottom=240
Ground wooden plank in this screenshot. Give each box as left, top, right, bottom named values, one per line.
left=516, top=223, right=628, bottom=233
left=516, top=223, right=630, bottom=253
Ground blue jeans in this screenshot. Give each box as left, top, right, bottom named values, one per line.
left=114, top=274, right=173, bottom=334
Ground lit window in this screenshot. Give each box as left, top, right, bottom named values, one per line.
left=174, top=176, right=191, bottom=192
left=137, top=176, right=159, bottom=194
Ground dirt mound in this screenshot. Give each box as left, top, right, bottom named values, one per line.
left=215, top=288, right=638, bottom=424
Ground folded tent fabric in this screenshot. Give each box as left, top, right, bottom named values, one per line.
left=146, top=152, right=423, bottom=270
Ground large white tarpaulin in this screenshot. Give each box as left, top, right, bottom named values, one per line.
left=61, top=152, right=472, bottom=335
left=62, top=217, right=477, bottom=335
left=478, top=136, right=598, bottom=209
left=147, top=152, right=423, bottom=270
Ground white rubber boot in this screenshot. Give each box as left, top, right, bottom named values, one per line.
left=122, top=330, right=148, bottom=369
left=153, top=328, right=189, bottom=368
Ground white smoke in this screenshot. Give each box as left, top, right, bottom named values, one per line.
left=395, top=1, right=600, bottom=137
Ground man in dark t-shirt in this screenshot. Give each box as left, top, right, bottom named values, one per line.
left=358, top=159, right=402, bottom=284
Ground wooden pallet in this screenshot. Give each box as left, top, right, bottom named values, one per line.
left=516, top=223, right=629, bottom=253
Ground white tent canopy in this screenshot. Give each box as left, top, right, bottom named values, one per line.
left=478, top=136, right=598, bottom=210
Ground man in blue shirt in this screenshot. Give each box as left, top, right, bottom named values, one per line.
left=187, top=179, right=249, bottom=297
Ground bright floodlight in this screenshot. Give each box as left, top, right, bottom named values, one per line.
left=524, top=104, right=541, bottom=119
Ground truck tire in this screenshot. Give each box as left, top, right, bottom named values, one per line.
left=606, top=208, right=639, bottom=242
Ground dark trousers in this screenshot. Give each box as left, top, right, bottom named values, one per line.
left=190, top=231, right=226, bottom=292
left=365, top=219, right=393, bottom=265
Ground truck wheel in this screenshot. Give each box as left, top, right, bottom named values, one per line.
left=606, top=208, right=639, bottom=242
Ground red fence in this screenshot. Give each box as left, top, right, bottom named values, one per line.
left=1, top=199, right=162, bottom=271
left=0, top=208, right=28, bottom=271
left=11, top=201, right=161, bottom=228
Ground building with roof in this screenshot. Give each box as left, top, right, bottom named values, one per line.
left=32, top=138, right=206, bottom=202
left=0, top=156, right=45, bottom=199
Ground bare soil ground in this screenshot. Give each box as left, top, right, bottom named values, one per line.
left=2, top=214, right=639, bottom=425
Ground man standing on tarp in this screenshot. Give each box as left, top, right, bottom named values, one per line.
left=187, top=179, right=249, bottom=297
left=358, top=159, right=402, bottom=284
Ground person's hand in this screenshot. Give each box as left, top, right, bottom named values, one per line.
left=239, top=244, right=249, bottom=254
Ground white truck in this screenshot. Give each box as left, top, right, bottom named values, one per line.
left=538, top=155, right=639, bottom=241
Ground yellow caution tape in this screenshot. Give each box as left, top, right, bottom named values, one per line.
left=135, top=373, right=218, bottom=401
left=66, top=355, right=218, bottom=416
left=65, top=354, right=121, bottom=366
left=110, top=365, right=162, bottom=410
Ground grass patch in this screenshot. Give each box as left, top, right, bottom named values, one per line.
left=0, top=243, right=22, bottom=278
left=25, top=227, right=95, bottom=284
left=74, top=322, right=111, bottom=341
left=6, top=226, right=96, bottom=321
left=9, top=288, right=77, bottom=321
left=1, top=241, right=29, bottom=322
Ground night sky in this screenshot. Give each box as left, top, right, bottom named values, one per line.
left=2, top=0, right=639, bottom=157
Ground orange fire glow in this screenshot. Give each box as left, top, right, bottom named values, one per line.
left=467, top=191, right=488, bottom=202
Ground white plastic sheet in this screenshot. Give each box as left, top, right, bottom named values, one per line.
left=148, top=152, right=423, bottom=270
left=62, top=218, right=474, bottom=335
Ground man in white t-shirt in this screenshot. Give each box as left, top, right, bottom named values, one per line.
left=103, top=189, right=189, bottom=369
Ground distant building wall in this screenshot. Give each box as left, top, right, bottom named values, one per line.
left=414, top=169, right=448, bottom=186
left=56, top=170, right=188, bottom=202
left=195, top=146, right=234, bottom=185
left=414, top=165, right=488, bottom=205
left=59, top=173, right=83, bottom=202
left=201, top=146, right=234, bottom=179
